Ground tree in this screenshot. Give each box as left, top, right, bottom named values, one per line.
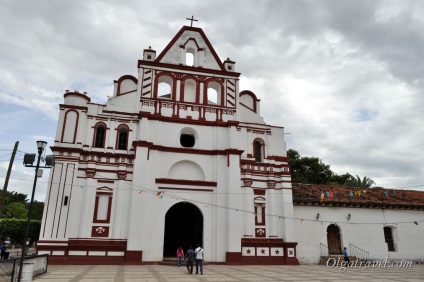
left=2, top=202, right=27, bottom=219
left=287, top=149, right=334, bottom=184
left=287, top=149, right=376, bottom=187
left=30, top=200, right=45, bottom=220
left=0, top=191, right=44, bottom=246
left=0, top=191, right=44, bottom=220
left=7, top=191, right=27, bottom=203
left=344, top=175, right=376, bottom=187
left=329, top=173, right=352, bottom=186
left=0, top=219, right=41, bottom=246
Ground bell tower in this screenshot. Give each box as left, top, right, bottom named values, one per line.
left=137, top=25, right=240, bottom=122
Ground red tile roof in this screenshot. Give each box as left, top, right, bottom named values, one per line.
left=292, top=183, right=424, bottom=210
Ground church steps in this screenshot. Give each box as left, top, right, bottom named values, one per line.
left=320, top=255, right=358, bottom=265
left=159, top=256, right=209, bottom=266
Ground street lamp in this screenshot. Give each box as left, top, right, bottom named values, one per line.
left=18, top=141, right=53, bottom=282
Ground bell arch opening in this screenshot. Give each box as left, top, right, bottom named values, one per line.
left=163, top=202, right=203, bottom=257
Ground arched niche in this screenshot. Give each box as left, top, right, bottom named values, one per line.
left=168, top=161, right=205, bottom=181
left=62, top=110, right=79, bottom=143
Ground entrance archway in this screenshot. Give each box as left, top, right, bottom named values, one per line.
left=163, top=202, right=203, bottom=257
left=327, top=224, right=342, bottom=255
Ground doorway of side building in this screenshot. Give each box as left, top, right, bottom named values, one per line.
left=163, top=202, right=203, bottom=257
left=327, top=224, right=342, bottom=255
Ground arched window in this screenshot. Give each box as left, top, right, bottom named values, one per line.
left=94, top=124, right=106, bottom=148
left=254, top=139, right=264, bottom=162
left=207, top=88, right=218, bottom=104
left=185, top=48, right=196, bottom=67
left=116, top=126, right=128, bottom=150
left=62, top=110, right=78, bottom=143
left=206, top=81, right=221, bottom=105
left=183, top=79, right=196, bottom=103
left=186, top=51, right=194, bottom=66
left=254, top=196, right=266, bottom=226
left=157, top=75, right=173, bottom=99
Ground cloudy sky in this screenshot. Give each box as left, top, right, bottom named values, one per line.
left=1, top=0, right=423, bottom=201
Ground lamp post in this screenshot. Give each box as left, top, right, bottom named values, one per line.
left=18, top=141, right=49, bottom=282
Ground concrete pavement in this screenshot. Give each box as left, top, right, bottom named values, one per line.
left=34, top=264, right=424, bottom=281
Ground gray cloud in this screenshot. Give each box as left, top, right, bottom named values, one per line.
left=1, top=0, right=423, bottom=201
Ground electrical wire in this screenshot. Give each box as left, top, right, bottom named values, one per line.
left=1, top=172, right=423, bottom=226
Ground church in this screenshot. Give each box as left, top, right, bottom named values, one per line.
left=37, top=23, right=424, bottom=265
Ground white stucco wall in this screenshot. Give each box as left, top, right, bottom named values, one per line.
left=294, top=206, right=424, bottom=264
left=159, top=30, right=221, bottom=70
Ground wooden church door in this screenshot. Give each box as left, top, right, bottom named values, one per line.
left=327, top=224, right=342, bottom=255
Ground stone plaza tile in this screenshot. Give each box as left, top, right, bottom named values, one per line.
left=206, top=279, right=239, bottom=281
left=79, top=280, right=115, bottom=282
left=34, top=264, right=424, bottom=281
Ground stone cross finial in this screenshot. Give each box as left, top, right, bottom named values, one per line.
left=186, top=15, right=198, bottom=27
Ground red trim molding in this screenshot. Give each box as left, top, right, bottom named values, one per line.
left=226, top=252, right=242, bottom=264
left=155, top=178, right=217, bottom=186
left=91, top=226, right=110, bottom=237
left=239, top=90, right=259, bottom=113
left=154, top=26, right=228, bottom=72
left=64, top=92, right=91, bottom=102
left=133, top=141, right=243, bottom=156
left=61, top=110, right=79, bottom=143
left=116, top=75, right=138, bottom=96
left=36, top=239, right=134, bottom=265
left=232, top=238, right=299, bottom=265
left=93, top=188, right=113, bottom=224
left=158, top=187, right=214, bottom=192
left=125, top=251, right=143, bottom=263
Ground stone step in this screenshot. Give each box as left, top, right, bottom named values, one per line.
left=320, top=255, right=358, bottom=265
left=159, top=257, right=207, bottom=266
left=324, top=255, right=357, bottom=259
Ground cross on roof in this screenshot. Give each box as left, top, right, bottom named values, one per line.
left=186, top=15, right=198, bottom=27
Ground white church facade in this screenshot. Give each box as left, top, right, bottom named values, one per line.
left=37, top=25, right=298, bottom=265
left=37, top=25, right=424, bottom=265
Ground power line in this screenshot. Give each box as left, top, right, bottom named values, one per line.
left=0, top=173, right=422, bottom=226
left=291, top=181, right=424, bottom=190
left=0, top=153, right=12, bottom=159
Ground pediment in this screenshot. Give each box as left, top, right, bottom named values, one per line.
left=155, top=26, right=226, bottom=71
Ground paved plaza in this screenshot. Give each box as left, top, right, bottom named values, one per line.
left=34, top=264, right=424, bottom=281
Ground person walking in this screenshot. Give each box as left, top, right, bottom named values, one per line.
left=0, top=243, right=6, bottom=260
left=185, top=245, right=195, bottom=274
left=176, top=246, right=184, bottom=267
left=343, top=247, right=350, bottom=263
left=194, top=244, right=204, bottom=275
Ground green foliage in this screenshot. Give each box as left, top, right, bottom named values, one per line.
left=30, top=200, right=44, bottom=220
left=2, top=202, right=27, bottom=219
left=329, top=173, right=352, bottom=186
left=344, top=174, right=376, bottom=187
left=6, top=191, right=27, bottom=203
left=287, top=149, right=376, bottom=187
left=0, top=191, right=44, bottom=220
left=0, top=218, right=41, bottom=245
left=287, top=149, right=333, bottom=184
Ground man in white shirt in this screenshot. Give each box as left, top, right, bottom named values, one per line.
left=194, top=244, right=204, bottom=275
